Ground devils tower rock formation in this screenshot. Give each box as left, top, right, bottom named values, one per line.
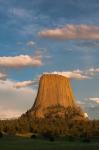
left=28, top=74, right=84, bottom=119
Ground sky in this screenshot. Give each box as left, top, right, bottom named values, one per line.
left=0, top=0, right=99, bottom=119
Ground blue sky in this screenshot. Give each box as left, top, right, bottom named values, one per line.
left=0, top=0, right=99, bottom=119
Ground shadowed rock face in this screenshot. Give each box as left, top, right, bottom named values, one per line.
left=30, top=74, right=77, bottom=118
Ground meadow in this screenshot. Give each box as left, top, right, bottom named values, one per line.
left=0, top=135, right=99, bottom=150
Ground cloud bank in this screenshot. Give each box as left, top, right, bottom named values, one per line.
left=0, top=107, right=23, bottom=120
left=88, top=68, right=99, bottom=73
left=14, top=80, right=38, bottom=88
left=0, top=55, right=42, bottom=68
left=39, top=24, right=99, bottom=40
left=0, top=79, right=37, bottom=119
left=44, top=70, right=90, bottom=80
left=0, top=73, right=7, bottom=80
left=89, top=97, right=99, bottom=104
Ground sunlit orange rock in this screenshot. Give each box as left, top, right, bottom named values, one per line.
left=29, top=74, right=80, bottom=118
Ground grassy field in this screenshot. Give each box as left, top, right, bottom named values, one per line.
left=0, top=136, right=99, bottom=150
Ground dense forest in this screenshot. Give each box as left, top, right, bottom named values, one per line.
left=0, top=106, right=99, bottom=139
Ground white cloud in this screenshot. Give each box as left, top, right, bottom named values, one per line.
left=0, top=73, right=7, bottom=80
left=67, top=68, right=99, bottom=77
left=0, top=79, right=34, bottom=93
left=44, top=70, right=90, bottom=80
left=89, top=97, right=99, bottom=104
left=72, top=69, right=83, bottom=74
left=39, top=24, right=99, bottom=40
left=88, top=68, right=99, bottom=73
left=0, top=55, right=42, bottom=68
left=84, top=68, right=99, bottom=76
left=0, top=79, right=37, bottom=119
left=14, top=80, right=38, bottom=89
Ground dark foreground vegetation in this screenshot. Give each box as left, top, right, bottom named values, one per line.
left=0, top=106, right=99, bottom=147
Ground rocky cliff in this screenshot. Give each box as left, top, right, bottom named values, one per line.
left=29, top=74, right=82, bottom=118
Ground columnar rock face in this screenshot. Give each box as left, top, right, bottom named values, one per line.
left=30, top=74, right=77, bottom=118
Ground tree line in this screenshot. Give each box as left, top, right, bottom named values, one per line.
left=0, top=106, right=99, bottom=139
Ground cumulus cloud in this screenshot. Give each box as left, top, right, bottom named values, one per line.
left=88, top=68, right=99, bottom=73
left=14, top=80, right=38, bottom=89
left=84, top=68, right=99, bottom=76
left=44, top=70, right=90, bottom=80
left=39, top=24, right=99, bottom=40
left=89, top=97, right=99, bottom=104
left=0, top=79, right=34, bottom=93
left=0, top=55, right=42, bottom=68
left=68, top=68, right=99, bottom=77
left=0, top=73, right=7, bottom=80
